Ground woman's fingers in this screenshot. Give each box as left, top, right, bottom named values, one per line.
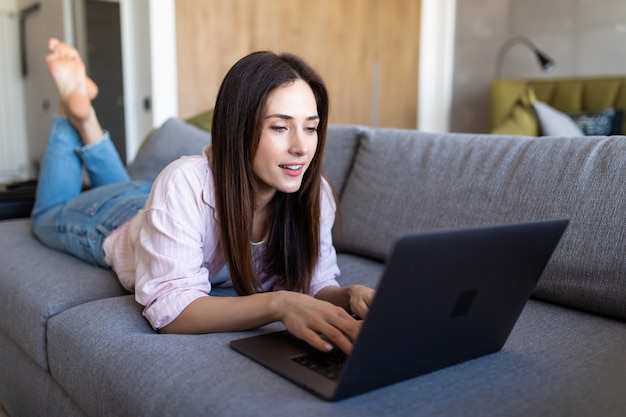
left=318, top=318, right=356, bottom=354
left=348, top=285, right=376, bottom=319
left=298, top=319, right=358, bottom=354
left=280, top=293, right=361, bottom=354
left=351, top=298, right=369, bottom=319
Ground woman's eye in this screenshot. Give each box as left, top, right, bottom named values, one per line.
left=271, top=125, right=287, bottom=132
left=305, top=126, right=318, bottom=134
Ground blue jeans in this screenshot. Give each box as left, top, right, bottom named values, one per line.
left=31, top=116, right=151, bottom=267
left=31, top=116, right=236, bottom=297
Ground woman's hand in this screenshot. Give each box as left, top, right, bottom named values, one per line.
left=159, top=285, right=376, bottom=355
left=274, top=291, right=361, bottom=354
left=345, top=284, right=376, bottom=319
left=315, top=284, right=376, bottom=319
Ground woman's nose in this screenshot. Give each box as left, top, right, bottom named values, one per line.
left=289, top=130, right=308, bottom=155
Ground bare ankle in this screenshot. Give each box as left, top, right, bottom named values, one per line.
left=70, top=107, right=105, bottom=145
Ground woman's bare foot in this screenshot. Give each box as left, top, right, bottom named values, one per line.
left=46, top=38, right=103, bottom=143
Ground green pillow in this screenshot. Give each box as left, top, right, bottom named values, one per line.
left=185, top=109, right=214, bottom=132
left=490, top=88, right=539, bottom=136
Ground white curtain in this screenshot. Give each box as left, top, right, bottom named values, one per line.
left=0, top=7, right=29, bottom=182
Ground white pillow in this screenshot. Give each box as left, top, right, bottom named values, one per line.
left=531, top=101, right=585, bottom=136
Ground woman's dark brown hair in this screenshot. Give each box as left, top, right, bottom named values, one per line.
left=211, top=51, right=330, bottom=295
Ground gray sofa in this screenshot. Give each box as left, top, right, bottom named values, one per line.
left=2, top=119, right=626, bottom=417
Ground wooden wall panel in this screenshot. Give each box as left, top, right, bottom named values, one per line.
left=175, top=0, right=253, bottom=117
left=377, top=0, right=421, bottom=128
left=175, top=0, right=420, bottom=129
left=249, top=0, right=377, bottom=126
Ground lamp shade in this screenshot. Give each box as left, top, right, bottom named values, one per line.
left=535, top=50, right=555, bottom=71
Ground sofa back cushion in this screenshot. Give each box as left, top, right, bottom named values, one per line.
left=334, top=128, right=626, bottom=321
left=127, top=118, right=212, bottom=182
left=322, top=125, right=366, bottom=197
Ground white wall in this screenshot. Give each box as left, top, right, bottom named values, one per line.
left=503, top=0, right=626, bottom=79
left=5, top=0, right=177, bottom=175
left=450, top=0, right=626, bottom=133
left=418, top=0, right=456, bottom=133
left=120, top=0, right=152, bottom=162
left=120, top=0, right=177, bottom=163
left=0, top=0, right=29, bottom=181
left=17, top=0, right=72, bottom=173
left=147, top=0, right=177, bottom=132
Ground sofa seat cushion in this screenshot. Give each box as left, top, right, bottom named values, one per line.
left=336, top=253, right=384, bottom=288
left=0, top=328, right=86, bottom=417
left=47, top=295, right=626, bottom=417
left=0, top=219, right=128, bottom=370
left=335, top=129, right=626, bottom=321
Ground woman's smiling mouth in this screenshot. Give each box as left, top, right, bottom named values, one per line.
left=280, top=164, right=305, bottom=176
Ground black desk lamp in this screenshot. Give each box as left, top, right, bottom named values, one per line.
left=495, top=36, right=555, bottom=79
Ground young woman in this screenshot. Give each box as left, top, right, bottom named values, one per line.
left=32, top=38, right=374, bottom=354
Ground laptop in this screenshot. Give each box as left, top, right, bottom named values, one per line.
left=230, top=219, right=569, bottom=401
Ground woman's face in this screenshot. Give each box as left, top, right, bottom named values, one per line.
left=252, top=79, right=319, bottom=203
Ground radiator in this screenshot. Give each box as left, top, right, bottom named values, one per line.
left=0, top=8, right=29, bottom=183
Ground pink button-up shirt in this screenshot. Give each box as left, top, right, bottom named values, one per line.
left=103, top=147, right=340, bottom=330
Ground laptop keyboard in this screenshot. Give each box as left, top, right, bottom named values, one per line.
left=292, top=349, right=347, bottom=381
